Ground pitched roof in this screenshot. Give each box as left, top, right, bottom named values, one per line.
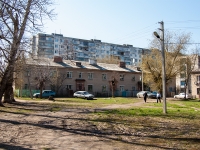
left=26, top=57, right=141, bottom=73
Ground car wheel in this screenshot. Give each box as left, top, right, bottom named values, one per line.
left=36, top=95, right=39, bottom=98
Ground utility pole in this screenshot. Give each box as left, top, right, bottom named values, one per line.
left=160, top=21, right=167, bottom=114
left=154, top=21, right=167, bottom=114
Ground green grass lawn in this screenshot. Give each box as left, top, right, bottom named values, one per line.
left=15, top=97, right=200, bottom=119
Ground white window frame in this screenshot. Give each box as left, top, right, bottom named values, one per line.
left=88, top=85, right=93, bottom=92
left=88, top=73, right=93, bottom=80
left=67, top=71, right=72, bottom=78
left=66, top=85, right=72, bottom=90
left=120, top=74, right=124, bottom=81
left=102, top=85, right=107, bottom=92
left=119, top=85, right=124, bottom=92
left=78, top=72, right=82, bottom=78
left=102, top=74, right=107, bottom=80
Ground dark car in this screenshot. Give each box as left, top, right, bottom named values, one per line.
left=148, top=91, right=158, bottom=99
left=73, top=91, right=94, bottom=100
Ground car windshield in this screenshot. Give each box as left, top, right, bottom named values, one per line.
left=83, top=92, right=89, bottom=95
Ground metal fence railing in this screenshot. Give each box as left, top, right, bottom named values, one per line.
left=14, top=89, right=40, bottom=97
left=15, top=89, right=139, bottom=98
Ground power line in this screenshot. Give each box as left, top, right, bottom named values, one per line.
left=110, top=24, right=157, bottom=44
left=166, top=20, right=200, bottom=24
left=166, top=43, right=200, bottom=45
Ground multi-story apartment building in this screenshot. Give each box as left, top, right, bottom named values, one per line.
left=31, top=33, right=150, bottom=66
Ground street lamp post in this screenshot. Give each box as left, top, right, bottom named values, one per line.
left=154, top=21, right=167, bottom=114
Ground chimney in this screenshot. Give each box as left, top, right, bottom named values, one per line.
left=89, top=58, right=97, bottom=65
left=53, top=56, right=63, bottom=63
left=137, top=67, right=141, bottom=71
left=119, top=61, right=126, bottom=68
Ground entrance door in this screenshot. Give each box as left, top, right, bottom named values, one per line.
left=75, top=79, right=85, bottom=91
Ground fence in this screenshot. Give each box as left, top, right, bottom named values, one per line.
left=14, top=89, right=40, bottom=97
left=95, top=90, right=139, bottom=97
left=15, top=89, right=139, bottom=98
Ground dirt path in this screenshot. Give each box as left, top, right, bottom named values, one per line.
left=0, top=98, right=199, bottom=150
left=101, top=98, right=157, bottom=109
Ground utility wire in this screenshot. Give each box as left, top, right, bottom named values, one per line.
left=110, top=24, right=157, bottom=44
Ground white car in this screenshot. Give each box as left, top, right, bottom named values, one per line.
left=73, top=91, right=94, bottom=100
left=136, top=91, right=151, bottom=98
left=174, top=93, right=191, bottom=99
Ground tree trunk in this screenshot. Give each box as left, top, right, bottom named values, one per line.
left=3, top=84, right=15, bottom=103
left=0, top=66, right=14, bottom=106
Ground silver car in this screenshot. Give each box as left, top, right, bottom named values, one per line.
left=136, top=91, right=151, bottom=98
left=73, top=91, right=94, bottom=100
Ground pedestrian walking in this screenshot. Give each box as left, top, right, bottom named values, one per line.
left=157, top=92, right=161, bottom=103
left=143, top=92, right=148, bottom=103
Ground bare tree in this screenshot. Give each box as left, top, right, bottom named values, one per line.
left=28, top=58, right=52, bottom=99
left=0, top=0, right=55, bottom=106
left=142, top=31, right=193, bottom=94
left=108, top=72, right=119, bottom=97
left=49, top=68, right=68, bottom=96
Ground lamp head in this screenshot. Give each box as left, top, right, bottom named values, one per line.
left=154, top=32, right=160, bottom=39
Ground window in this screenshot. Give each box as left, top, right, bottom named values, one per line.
left=24, top=84, right=28, bottom=89
left=197, top=88, right=200, bottom=94
left=88, top=85, right=93, bottom=92
left=88, top=73, right=93, bottom=80
left=197, top=75, right=200, bottom=82
left=132, top=76, right=135, bottom=81
left=66, top=85, right=72, bottom=90
left=67, top=72, right=72, bottom=78
left=119, top=86, right=124, bottom=92
left=120, top=75, right=124, bottom=81
left=180, top=81, right=185, bottom=86
left=180, top=73, right=186, bottom=78
left=50, top=71, right=57, bottom=77
left=102, top=85, right=107, bottom=92
left=55, top=44, right=58, bottom=48
left=169, top=87, right=174, bottom=92
left=132, top=86, right=135, bottom=91
left=25, top=71, right=31, bottom=77
left=102, top=74, right=107, bottom=80
left=78, top=72, right=82, bottom=78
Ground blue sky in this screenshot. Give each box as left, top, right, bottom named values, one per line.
left=43, top=0, right=200, bottom=49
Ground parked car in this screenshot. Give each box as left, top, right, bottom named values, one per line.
left=33, top=90, right=56, bottom=98
left=73, top=91, right=94, bottom=100
left=136, top=91, right=151, bottom=98
left=148, top=91, right=158, bottom=99
left=174, top=93, right=191, bottom=99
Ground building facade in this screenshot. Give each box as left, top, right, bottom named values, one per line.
left=191, top=55, right=200, bottom=98
left=15, top=57, right=143, bottom=97
left=31, top=33, right=150, bottom=66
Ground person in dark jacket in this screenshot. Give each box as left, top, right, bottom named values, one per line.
left=143, top=92, right=148, bottom=103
